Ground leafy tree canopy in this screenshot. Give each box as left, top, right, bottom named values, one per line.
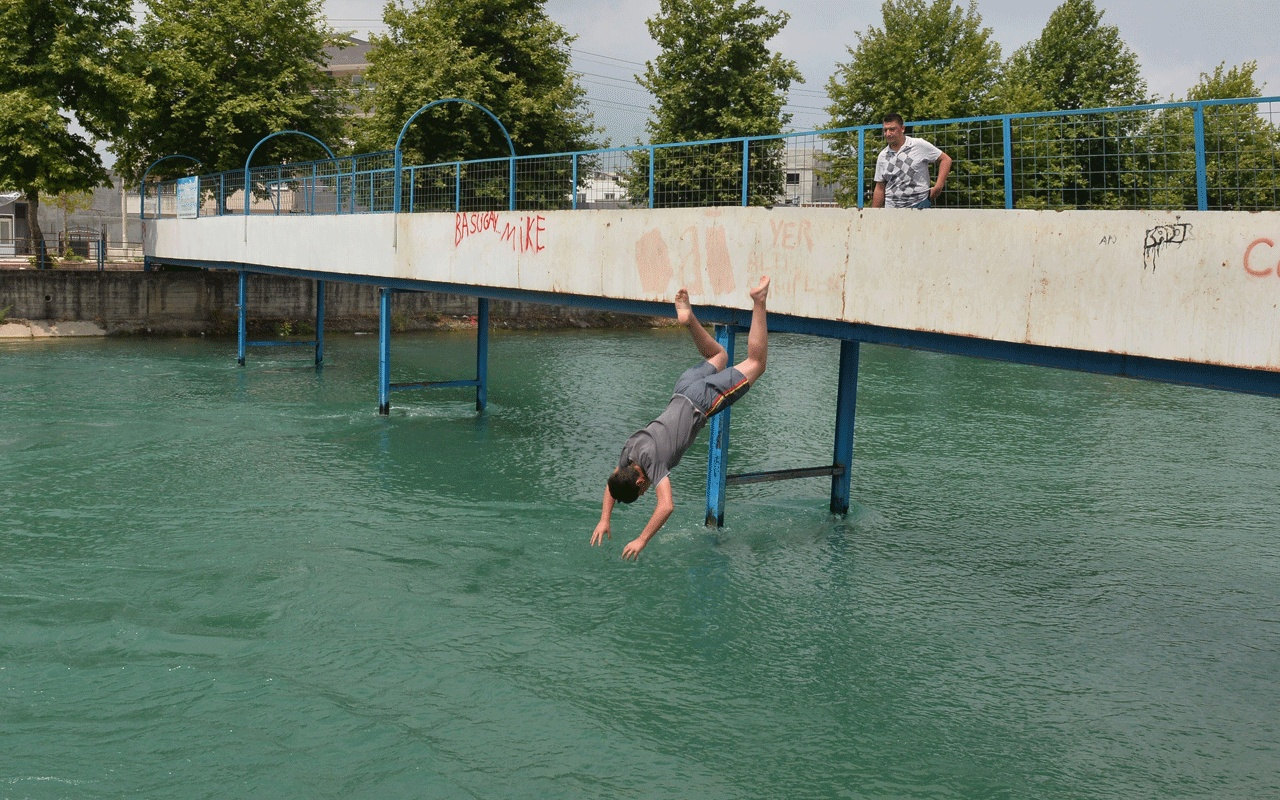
left=996, top=0, right=1147, bottom=113
left=825, top=0, right=1001, bottom=127
left=0, top=0, right=142, bottom=248
left=112, top=0, right=345, bottom=185
left=640, top=0, right=801, bottom=143
left=357, top=0, right=598, bottom=166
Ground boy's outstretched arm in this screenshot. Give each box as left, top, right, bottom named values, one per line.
left=621, top=477, right=674, bottom=561
left=591, top=486, right=615, bottom=546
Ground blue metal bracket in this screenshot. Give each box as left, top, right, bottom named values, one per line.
left=377, top=293, right=491, bottom=414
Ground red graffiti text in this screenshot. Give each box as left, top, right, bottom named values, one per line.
left=1243, top=237, right=1277, bottom=277
left=454, top=211, right=546, bottom=253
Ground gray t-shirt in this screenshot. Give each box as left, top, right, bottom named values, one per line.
left=874, top=136, right=943, bottom=208
left=617, top=395, right=706, bottom=487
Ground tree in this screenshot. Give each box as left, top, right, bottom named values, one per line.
left=0, top=0, right=141, bottom=263
left=357, top=0, right=598, bottom=210
left=1144, top=62, right=1280, bottom=210
left=629, top=0, right=801, bottom=208
left=112, top=0, right=346, bottom=211
left=823, top=0, right=1003, bottom=207
left=997, top=0, right=1146, bottom=113
left=997, top=0, right=1150, bottom=209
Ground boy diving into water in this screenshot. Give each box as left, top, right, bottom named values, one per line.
left=591, top=276, right=770, bottom=560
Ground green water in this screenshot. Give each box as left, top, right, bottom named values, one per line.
left=2, top=331, right=1277, bottom=799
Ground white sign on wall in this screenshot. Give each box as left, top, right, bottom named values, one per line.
left=176, top=176, right=199, bottom=219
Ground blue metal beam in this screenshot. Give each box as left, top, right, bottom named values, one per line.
left=237, top=270, right=247, bottom=366
left=830, top=340, right=860, bottom=514
left=476, top=297, right=490, bottom=412
left=379, top=288, right=392, bottom=415
left=154, top=257, right=1280, bottom=399
left=315, top=280, right=325, bottom=366
left=705, top=324, right=736, bottom=528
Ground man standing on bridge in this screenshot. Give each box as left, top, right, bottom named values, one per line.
left=872, top=113, right=952, bottom=209
left=591, top=276, right=771, bottom=560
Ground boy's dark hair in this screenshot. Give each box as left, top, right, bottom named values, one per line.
left=608, top=463, right=644, bottom=504
left=882, top=112, right=905, bottom=127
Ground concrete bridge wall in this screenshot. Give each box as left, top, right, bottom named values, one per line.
left=146, top=207, right=1280, bottom=372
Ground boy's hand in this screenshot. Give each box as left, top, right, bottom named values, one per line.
left=590, top=520, right=611, bottom=546
left=621, top=538, right=647, bottom=560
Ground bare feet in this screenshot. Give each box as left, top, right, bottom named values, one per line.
left=749, top=275, right=770, bottom=305
left=674, top=288, right=693, bottom=325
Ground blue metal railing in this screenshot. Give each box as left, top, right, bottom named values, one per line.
left=142, top=96, right=1280, bottom=219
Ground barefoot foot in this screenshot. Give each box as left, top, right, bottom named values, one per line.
left=674, top=288, right=693, bottom=324
left=749, top=275, right=770, bottom=305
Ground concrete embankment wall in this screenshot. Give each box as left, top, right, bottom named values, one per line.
left=0, top=270, right=650, bottom=335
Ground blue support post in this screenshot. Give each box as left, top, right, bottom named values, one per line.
left=378, top=288, right=392, bottom=415
left=509, top=157, right=517, bottom=211
left=237, top=271, right=248, bottom=366
left=648, top=147, right=656, bottom=209
left=219, top=173, right=225, bottom=217
left=705, top=324, right=736, bottom=527
left=455, top=163, right=462, bottom=211
left=830, top=340, right=860, bottom=514
left=475, top=297, right=489, bottom=412
left=1003, top=116, right=1014, bottom=209
left=315, top=280, right=325, bottom=367
left=97, top=230, right=105, bottom=271
left=741, top=137, right=750, bottom=207
left=856, top=129, right=866, bottom=210
left=571, top=153, right=578, bottom=210
left=408, top=167, right=415, bottom=213
left=1194, top=103, right=1208, bottom=211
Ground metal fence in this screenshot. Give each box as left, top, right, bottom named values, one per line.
left=146, top=96, right=1280, bottom=219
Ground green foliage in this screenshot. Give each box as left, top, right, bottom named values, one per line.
left=0, top=0, right=142, bottom=246
left=0, top=306, right=9, bottom=324
left=357, top=0, right=598, bottom=210
left=822, top=0, right=1001, bottom=207
left=997, top=0, right=1147, bottom=113
left=826, top=0, right=1001, bottom=127
left=112, top=0, right=346, bottom=194
left=995, top=0, right=1151, bottom=209
left=629, top=0, right=800, bottom=208
left=1143, top=62, right=1280, bottom=211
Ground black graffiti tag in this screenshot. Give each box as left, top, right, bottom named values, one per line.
left=1143, top=222, right=1191, bottom=271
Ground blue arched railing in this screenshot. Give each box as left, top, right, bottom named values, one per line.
left=243, top=131, right=336, bottom=217
left=148, top=95, right=1280, bottom=217
left=394, top=98, right=516, bottom=214
left=140, top=154, right=202, bottom=219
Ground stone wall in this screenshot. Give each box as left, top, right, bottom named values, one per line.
left=0, top=269, right=656, bottom=335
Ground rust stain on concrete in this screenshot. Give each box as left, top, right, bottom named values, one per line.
left=635, top=229, right=674, bottom=293
left=704, top=225, right=735, bottom=294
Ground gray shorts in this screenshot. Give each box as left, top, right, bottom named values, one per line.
left=672, top=360, right=750, bottom=418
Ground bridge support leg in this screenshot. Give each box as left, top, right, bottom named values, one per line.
left=475, top=297, right=489, bottom=412
left=378, top=288, right=392, bottom=415
left=315, top=280, right=325, bottom=367
left=705, top=324, right=737, bottom=528
left=830, top=340, right=860, bottom=514
left=237, top=271, right=247, bottom=366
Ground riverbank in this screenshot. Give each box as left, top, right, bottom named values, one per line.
left=0, top=267, right=663, bottom=337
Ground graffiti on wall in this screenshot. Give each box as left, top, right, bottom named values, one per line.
left=1143, top=222, right=1191, bottom=270
left=454, top=211, right=546, bottom=254
left=1243, top=237, right=1280, bottom=278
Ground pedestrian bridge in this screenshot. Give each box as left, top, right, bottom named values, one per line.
left=146, top=205, right=1280, bottom=391
left=141, top=96, right=1280, bottom=523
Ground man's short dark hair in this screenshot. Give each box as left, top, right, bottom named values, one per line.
left=882, top=113, right=905, bottom=127
left=608, top=463, right=644, bottom=504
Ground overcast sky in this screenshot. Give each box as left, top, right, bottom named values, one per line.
left=323, top=0, right=1280, bottom=143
